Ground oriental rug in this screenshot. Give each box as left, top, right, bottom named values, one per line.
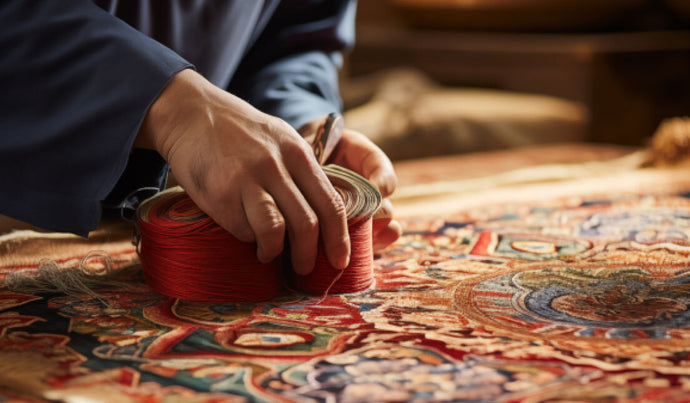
left=3, top=174, right=690, bottom=401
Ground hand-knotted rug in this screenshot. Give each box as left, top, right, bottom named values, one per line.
left=3, top=158, right=690, bottom=402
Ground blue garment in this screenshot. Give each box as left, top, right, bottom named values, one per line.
left=0, top=0, right=355, bottom=235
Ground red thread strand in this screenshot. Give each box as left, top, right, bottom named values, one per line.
left=137, top=191, right=375, bottom=302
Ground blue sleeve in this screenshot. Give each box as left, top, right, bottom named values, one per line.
left=228, top=0, right=357, bottom=131
left=0, top=0, right=192, bottom=235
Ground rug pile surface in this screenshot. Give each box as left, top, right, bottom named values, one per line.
left=2, top=188, right=690, bottom=401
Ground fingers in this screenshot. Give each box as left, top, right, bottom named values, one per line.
left=373, top=198, right=393, bottom=223
left=284, top=143, right=350, bottom=273
left=241, top=186, right=286, bottom=263
left=216, top=207, right=256, bottom=243
left=369, top=167, right=397, bottom=199
left=263, top=178, right=320, bottom=275
left=165, top=101, right=355, bottom=274
left=327, top=127, right=401, bottom=250
left=373, top=220, right=402, bottom=252
left=372, top=199, right=402, bottom=251
left=208, top=135, right=349, bottom=275
left=330, top=129, right=397, bottom=198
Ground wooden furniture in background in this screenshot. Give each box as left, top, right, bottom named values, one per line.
left=347, top=2, right=690, bottom=147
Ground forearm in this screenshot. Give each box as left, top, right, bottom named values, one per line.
left=228, top=0, right=356, bottom=130
left=231, top=52, right=345, bottom=131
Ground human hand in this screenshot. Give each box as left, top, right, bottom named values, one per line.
left=135, top=69, right=350, bottom=274
left=300, top=119, right=402, bottom=251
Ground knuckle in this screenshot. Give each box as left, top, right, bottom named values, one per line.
left=204, top=169, right=243, bottom=203
left=252, top=151, right=282, bottom=174
left=383, top=174, right=398, bottom=196
left=327, top=191, right=348, bottom=221
left=296, top=140, right=315, bottom=158
left=295, top=211, right=319, bottom=235
left=262, top=117, right=298, bottom=145
left=205, top=204, right=255, bottom=243
left=285, top=141, right=314, bottom=165
left=260, top=117, right=315, bottom=168
left=378, top=199, right=393, bottom=217
left=320, top=194, right=349, bottom=246
left=263, top=116, right=291, bottom=134
left=255, top=203, right=285, bottom=238
left=336, top=232, right=351, bottom=248
left=285, top=144, right=316, bottom=169
left=206, top=181, right=232, bottom=204
left=229, top=224, right=255, bottom=242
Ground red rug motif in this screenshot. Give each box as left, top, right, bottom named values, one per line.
left=2, top=192, right=690, bottom=401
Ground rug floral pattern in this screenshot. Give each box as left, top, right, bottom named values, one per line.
left=3, top=193, right=690, bottom=401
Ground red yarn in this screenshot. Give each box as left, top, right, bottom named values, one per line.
left=137, top=190, right=375, bottom=302
left=288, top=217, right=374, bottom=295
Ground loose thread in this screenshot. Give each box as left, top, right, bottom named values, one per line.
left=308, top=269, right=345, bottom=306
left=4, top=250, right=140, bottom=307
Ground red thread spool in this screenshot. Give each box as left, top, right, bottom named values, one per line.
left=136, top=165, right=382, bottom=302
left=137, top=190, right=283, bottom=302
left=289, top=216, right=374, bottom=295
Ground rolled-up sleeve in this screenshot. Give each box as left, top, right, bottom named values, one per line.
left=0, top=0, right=192, bottom=234
left=228, top=0, right=356, bottom=131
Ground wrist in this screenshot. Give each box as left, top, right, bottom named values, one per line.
left=134, top=68, right=203, bottom=160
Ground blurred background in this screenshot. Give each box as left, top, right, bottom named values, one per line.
left=339, top=0, right=690, bottom=160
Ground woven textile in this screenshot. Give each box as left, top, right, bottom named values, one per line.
left=3, top=189, right=690, bottom=401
